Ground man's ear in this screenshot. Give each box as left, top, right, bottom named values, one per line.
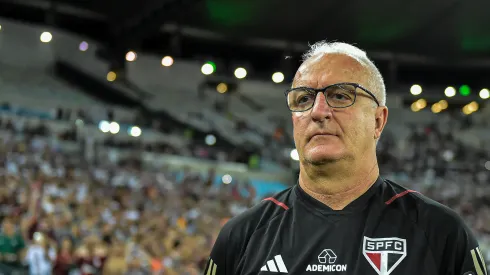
left=374, top=106, right=388, bottom=140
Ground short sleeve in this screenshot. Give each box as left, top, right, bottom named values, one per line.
left=203, top=223, right=241, bottom=275
left=438, top=221, right=487, bottom=275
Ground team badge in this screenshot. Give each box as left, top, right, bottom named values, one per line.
left=363, top=236, right=407, bottom=275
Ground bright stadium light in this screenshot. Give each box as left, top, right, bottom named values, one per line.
left=222, top=174, right=232, bottom=184
left=201, top=63, right=215, bottom=75
left=445, top=86, right=456, bottom=97
left=107, top=71, right=117, bottom=82
left=410, top=102, right=420, bottom=112
left=205, top=134, right=216, bottom=145
left=161, top=56, right=174, bottom=67
left=216, top=83, right=228, bottom=93
left=272, top=72, right=285, bottom=83
left=129, top=126, right=141, bottom=137
left=126, top=51, right=137, bottom=62
left=468, top=101, right=479, bottom=112
left=99, top=121, right=110, bottom=133
left=40, top=32, right=52, bottom=43
left=431, top=103, right=442, bottom=113
left=79, top=41, right=89, bottom=51
left=442, top=150, right=454, bottom=162
left=109, top=122, right=120, bottom=134
left=462, top=101, right=479, bottom=115
left=234, top=67, right=247, bottom=79
left=290, top=149, right=299, bottom=161
left=479, top=88, right=490, bottom=99
left=410, top=84, right=422, bottom=95
left=415, top=98, right=427, bottom=109
left=459, top=85, right=471, bottom=96
left=0, top=25, right=3, bottom=31
left=438, top=100, right=448, bottom=110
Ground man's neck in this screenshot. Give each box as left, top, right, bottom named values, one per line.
left=298, top=158, right=379, bottom=210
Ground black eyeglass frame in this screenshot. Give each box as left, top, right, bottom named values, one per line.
left=284, top=82, right=380, bottom=112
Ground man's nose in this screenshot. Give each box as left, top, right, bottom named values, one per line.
left=310, top=92, right=333, bottom=121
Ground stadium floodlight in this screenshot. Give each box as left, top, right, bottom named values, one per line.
left=431, top=103, right=442, bottom=113
left=216, top=83, right=228, bottom=93
left=222, top=174, right=232, bottom=184
left=0, top=25, right=2, bottom=31
left=459, top=85, right=470, bottom=96
left=444, top=86, right=456, bottom=97
left=205, top=134, right=216, bottom=145
left=129, top=126, right=141, bottom=137
left=40, top=32, right=52, bottom=43
left=109, top=122, right=120, bottom=134
left=442, top=150, right=454, bottom=161
left=468, top=101, right=479, bottom=112
left=234, top=67, right=247, bottom=79
left=415, top=98, right=427, bottom=109
left=201, top=62, right=216, bottom=75
left=479, top=88, right=489, bottom=99
left=438, top=100, right=448, bottom=109
left=410, top=84, right=422, bottom=95
left=107, top=71, right=117, bottom=82
left=462, top=101, right=479, bottom=115
left=272, top=72, right=285, bottom=83
left=79, top=41, right=89, bottom=51
left=410, top=102, right=420, bottom=112
left=98, top=121, right=110, bottom=133
left=290, top=149, right=299, bottom=161
left=161, top=56, right=174, bottom=67
left=126, top=51, right=137, bottom=62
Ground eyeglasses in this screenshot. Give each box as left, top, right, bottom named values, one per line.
left=284, top=82, right=380, bottom=112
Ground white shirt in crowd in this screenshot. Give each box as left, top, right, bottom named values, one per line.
left=25, top=244, right=55, bottom=275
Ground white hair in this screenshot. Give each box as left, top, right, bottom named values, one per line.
left=302, top=41, right=386, bottom=106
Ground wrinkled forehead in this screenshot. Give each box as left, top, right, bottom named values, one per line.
left=292, top=53, right=369, bottom=89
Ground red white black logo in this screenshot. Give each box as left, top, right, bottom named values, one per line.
left=363, top=237, right=407, bottom=275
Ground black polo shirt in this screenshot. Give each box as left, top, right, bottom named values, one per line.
left=203, top=177, right=487, bottom=275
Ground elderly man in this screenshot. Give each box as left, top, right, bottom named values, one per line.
left=203, top=41, right=485, bottom=275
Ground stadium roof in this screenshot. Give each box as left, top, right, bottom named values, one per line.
left=3, top=0, right=490, bottom=86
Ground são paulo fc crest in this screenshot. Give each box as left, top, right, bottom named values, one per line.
left=362, top=236, right=407, bottom=275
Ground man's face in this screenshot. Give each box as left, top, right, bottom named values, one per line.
left=291, top=53, right=384, bottom=166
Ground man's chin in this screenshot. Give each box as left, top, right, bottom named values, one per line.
left=303, top=145, right=345, bottom=162
left=303, top=152, right=344, bottom=166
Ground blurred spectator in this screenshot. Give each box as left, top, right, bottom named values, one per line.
left=25, top=232, right=55, bottom=275
left=53, top=237, right=75, bottom=275
left=0, top=218, right=25, bottom=270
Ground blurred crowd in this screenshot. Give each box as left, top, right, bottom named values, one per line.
left=0, top=118, right=256, bottom=274
left=0, top=106, right=489, bottom=274
left=378, top=119, right=490, bottom=262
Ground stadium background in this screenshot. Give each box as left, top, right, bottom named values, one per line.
left=0, top=0, right=489, bottom=274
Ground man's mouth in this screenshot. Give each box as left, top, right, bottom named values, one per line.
left=308, top=133, right=336, bottom=142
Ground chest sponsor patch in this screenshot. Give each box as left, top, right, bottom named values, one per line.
left=306, top=249, right=348, bottom=272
